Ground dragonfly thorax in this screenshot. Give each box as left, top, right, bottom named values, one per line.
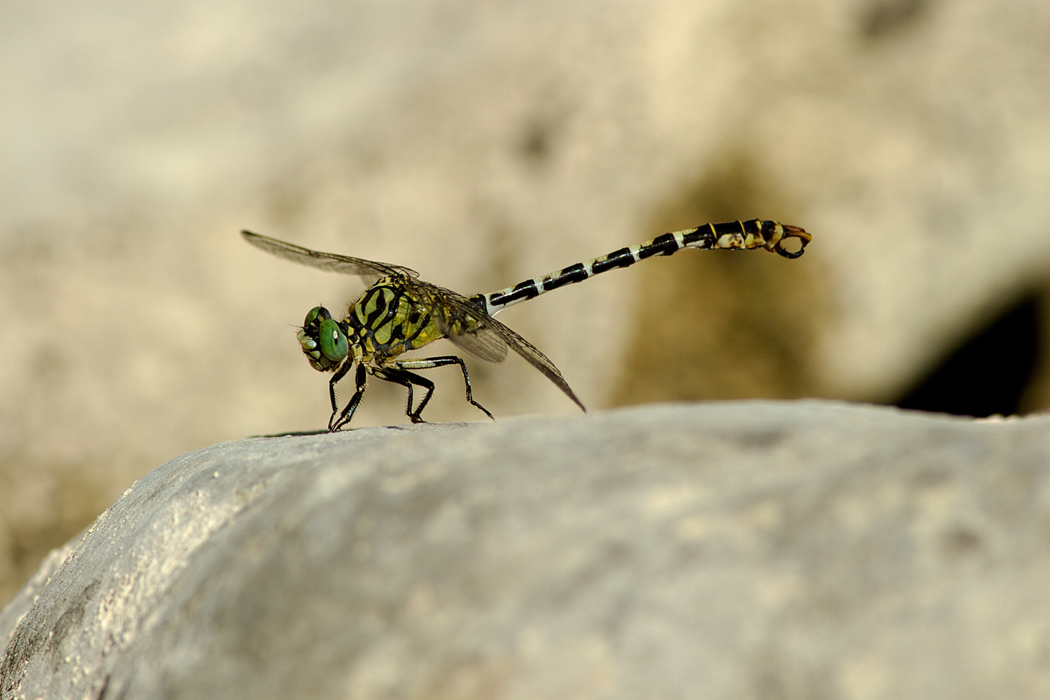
left=298, top=306, right=350, bottom=372
left=344, top=280, right=445, bottom=361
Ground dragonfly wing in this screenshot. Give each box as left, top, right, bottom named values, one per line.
left=426, top=288, right=509, bottom=362
left=434, top=287, right=582, bottom=409
left=241, top=231, right=419, bottom=284
left=487, top=318, right=586, bottom=412
left=447, top=324, right=509, bottom=362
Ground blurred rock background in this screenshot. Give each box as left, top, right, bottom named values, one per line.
left=1, top=0, right=1049, bottom=606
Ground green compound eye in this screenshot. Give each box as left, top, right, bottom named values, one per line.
left=318, top=318, right=348, bottom=362
left=304, top=306, right=330, bottom=327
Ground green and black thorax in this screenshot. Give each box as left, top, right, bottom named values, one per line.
left=297, top=275, right=465, bottom=372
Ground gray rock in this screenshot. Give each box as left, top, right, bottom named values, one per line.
left=3, top=401, right=1050, bottom=699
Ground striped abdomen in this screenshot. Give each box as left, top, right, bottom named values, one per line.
left=475, top=219, right=809, bottom=316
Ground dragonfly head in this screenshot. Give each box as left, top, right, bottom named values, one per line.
left=297, top=306, right=349, bottom=371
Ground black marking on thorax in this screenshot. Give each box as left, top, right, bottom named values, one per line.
left=404, top=311, right=432, bottom=345
left=351, top=281, right=439, bottom=356
left=347, top=282, right=402, bottom=351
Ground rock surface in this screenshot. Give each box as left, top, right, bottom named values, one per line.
left=3, top=401, right=1050, bottom=699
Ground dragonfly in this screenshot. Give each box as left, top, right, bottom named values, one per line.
left=242, top=219, right=811, bottom=431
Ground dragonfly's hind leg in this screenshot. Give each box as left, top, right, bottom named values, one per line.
left=393, top=356, right=496, bottom=422
left=329, top=363, right=367, bottom=431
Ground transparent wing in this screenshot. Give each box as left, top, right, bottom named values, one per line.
left=417, top=285, right=509, bottom=363
left=487, top=317, right=586, bottom=412
left=241, top=231, right=419, bottom=284
left=446, top=323, right=510, bottom=363
left=423, top=285, right=583, bottom=410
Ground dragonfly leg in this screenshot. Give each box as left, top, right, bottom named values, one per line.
left=394, top=356, right=495, bottom=422
left=372, top=366, right=433, bottom=423
left=329, top=363, right=367, bottom=431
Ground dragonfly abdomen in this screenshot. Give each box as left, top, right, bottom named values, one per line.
left=479, top=219, right=810, bottom=316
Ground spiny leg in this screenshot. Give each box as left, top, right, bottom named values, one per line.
left=329, top=363, right=368, bottom=432
left=328, top=362, right=354, bottom=416
left=394, top=356, right=496, bottom=422
left=371, top=366, right=433, bottom=423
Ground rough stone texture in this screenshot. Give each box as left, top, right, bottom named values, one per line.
left=3, top=401, right=1050, bottom=699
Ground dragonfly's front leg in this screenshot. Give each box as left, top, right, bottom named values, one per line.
left=329, top=363, right=368, bottom=431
